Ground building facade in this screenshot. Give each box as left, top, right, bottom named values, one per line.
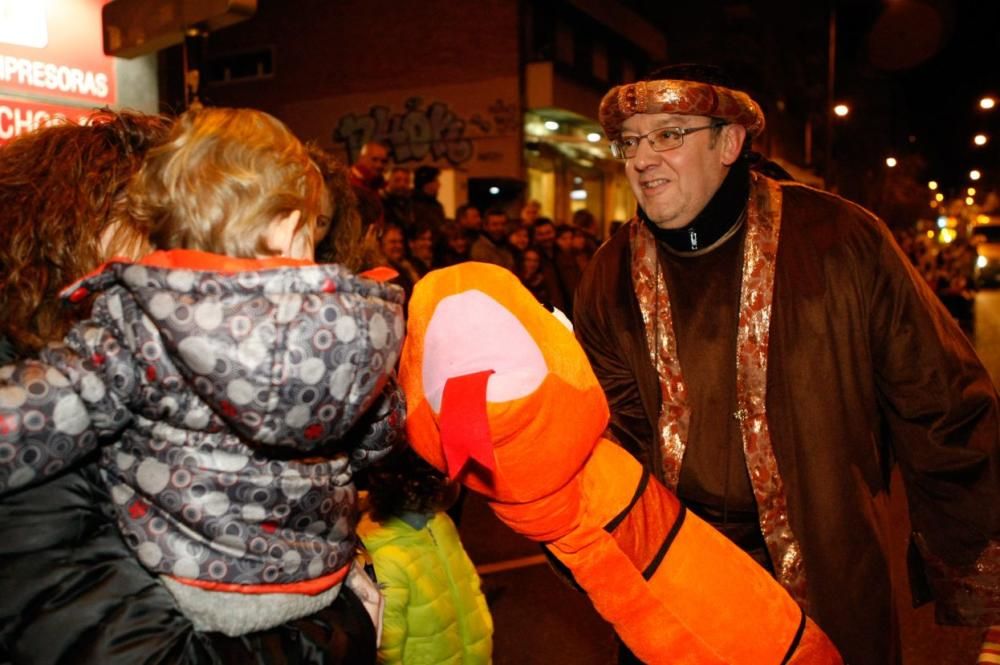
left=195, top=0, right=665, bottom=229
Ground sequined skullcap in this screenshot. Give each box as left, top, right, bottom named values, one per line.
left=599, top=79, right=765, bottom=142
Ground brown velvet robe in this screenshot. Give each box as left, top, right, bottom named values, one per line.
left=574, top=180, right=1000, bottom=665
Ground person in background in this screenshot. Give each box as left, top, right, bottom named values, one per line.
left=455, top=203, right=483, bottom=244
left=382, top=166, right=414, bottom=231
left=506, top=225, right=530, bottom=270
left=350, top=141, right=390, bottom=231
left=411, top=165, right=446, bottom=236
left=436, top=220, right=471, bottom=267
left=575, top=62, right=999, bottom=665
left=518, top=246, right=551, bottom=310
left=379, top=221, right=419, bottom=306
left=519, top=198, right=542, bottom=229
left=469, top=207, right=515, bottom=272
left=0, top=107, right=406, bottom=652
left=553, top=224, right=583, bottom=317
left=571, top=208, right=601, bottom=262
left=530, top=218, right=572, bottom=317
left=406, top=221, right=436, bottom=277
left=309, top=144, right=364, bottom=271
left=0, top=110, right=383, bottom=664
left=358, top=446, right=493, bottom=665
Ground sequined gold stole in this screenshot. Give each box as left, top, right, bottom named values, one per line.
left=629, top=171, right=808, bottom=605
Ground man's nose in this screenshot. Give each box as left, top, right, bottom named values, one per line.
left=630, top=137, right=660, bottom=169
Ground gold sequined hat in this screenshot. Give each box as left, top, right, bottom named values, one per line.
left=599, top=78, right=765, bottom=142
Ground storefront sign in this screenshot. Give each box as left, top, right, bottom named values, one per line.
left=0, top=0, right=115, bottom=105
left=0, top=95, right=92, bottom=143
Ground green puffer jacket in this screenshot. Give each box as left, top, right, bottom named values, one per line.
left=359, top=511, right=493, bottom=664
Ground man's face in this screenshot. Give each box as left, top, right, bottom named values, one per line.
left=460, top=207, right=482, bottom=231
left=380, top=226, right=405, bottom=262
left=533, top=222, right=555, bottom=250
left=621, top=112, right=739, bottom=230
left=521, top=202, right=540, bottom=225
left=485, top=214, right=507, bottom=242
left=409, top=229, right=434, bottom=263
left=386, top=169, right=410, bottom=194
left=422, top=178, right=441, bottom=197
left=359, top=144, right=389, bottom=177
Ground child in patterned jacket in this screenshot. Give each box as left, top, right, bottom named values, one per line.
left=0, top=107, right=405, bottom=638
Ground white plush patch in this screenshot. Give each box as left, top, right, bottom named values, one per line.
left=161, top=575, right=342, bottom=637
left=422, top=289, right=548, bottom=412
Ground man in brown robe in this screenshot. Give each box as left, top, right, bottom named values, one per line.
left=574, top=63, right=999, bottom=665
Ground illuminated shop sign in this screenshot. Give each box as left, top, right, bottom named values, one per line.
left=0, top=0, right=115, bottom=144
left=0, top=95, right=92, bottom=140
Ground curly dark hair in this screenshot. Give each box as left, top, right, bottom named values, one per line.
left=365, top=446, right=454, bottom=523
left=0, top=109, right=172, bottom=357
left=308, top=145, right=364, bottom=271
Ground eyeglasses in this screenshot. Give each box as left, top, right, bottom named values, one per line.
left=610, top=121, right=728, bottom=159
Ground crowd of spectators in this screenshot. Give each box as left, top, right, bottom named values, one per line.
left=351, top=141, right=606, bottom=321
left=895, top=227, right=979, bottom=331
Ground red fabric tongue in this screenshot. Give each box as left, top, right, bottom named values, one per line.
left=439, top=370, right=497, bottom=481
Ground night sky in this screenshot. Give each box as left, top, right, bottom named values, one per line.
left=644, top=0, right=999, bottom=198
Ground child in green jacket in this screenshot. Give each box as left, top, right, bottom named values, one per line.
left=359, top=447, right=493, bottom=664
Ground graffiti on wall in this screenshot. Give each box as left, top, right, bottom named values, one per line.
left=334, top=96, right=517, bottom=166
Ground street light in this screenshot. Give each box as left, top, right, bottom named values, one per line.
left=885, top=156, right=897, bottom=168
left=970, top=169, right=982, bottom=181
left=980, top=96, right=996, bottom=110
left=935, top=193, right=944, bottom=202
left=966, top=196, right=975, bottom=205
left=833, top=104, right=850, bottom=117
left=928, top=180, right=938, bottom=190
left=974, top=134, right=989, bottom=146
left=968, top=187, right=977, bottom=196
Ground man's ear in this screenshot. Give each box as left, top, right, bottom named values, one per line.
left=264, top=210, right=303, bottom=257
left=720, top=124, right=748, bottom=167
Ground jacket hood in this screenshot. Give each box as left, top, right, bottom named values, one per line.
left=65, top=250, right=405, bottom=450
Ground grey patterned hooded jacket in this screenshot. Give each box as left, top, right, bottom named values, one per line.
left=0, top=251, right=405, bottom=591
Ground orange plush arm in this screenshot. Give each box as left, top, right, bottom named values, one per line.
left=399, top=263, right=841, bottom=664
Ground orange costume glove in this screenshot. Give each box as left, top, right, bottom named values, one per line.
left=399, top=263, right=842, bottom=665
